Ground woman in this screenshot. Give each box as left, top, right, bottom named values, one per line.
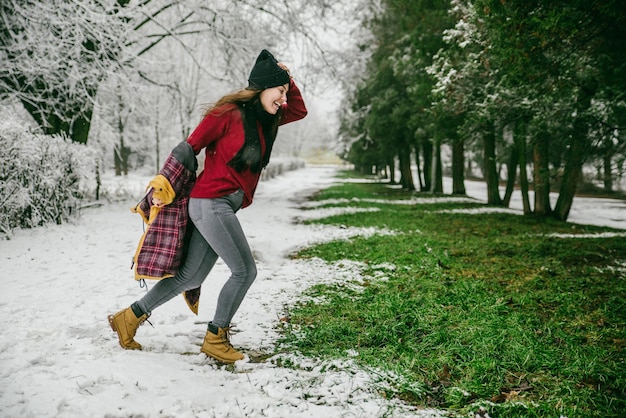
left=108, top=49, right=307, bottom=363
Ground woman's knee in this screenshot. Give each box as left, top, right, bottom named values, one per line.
left=233, top=261, right=257, bottom=284
left=248, top=262, right=257, bottom=282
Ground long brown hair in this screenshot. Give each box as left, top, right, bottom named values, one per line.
left=202, top=88, right=260, bottom=118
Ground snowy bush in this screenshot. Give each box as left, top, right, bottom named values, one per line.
left=0, top=116, right=94, bottom=239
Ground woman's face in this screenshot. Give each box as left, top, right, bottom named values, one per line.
left=259, top=83, right=289, bottom=114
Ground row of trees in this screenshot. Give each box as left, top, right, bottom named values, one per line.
left=340, top=0, right=626, bottom=221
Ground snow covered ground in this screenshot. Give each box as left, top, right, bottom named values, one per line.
left=459, top=178, right=626, bottom=231
left=1, top=165, right=623, bottom=418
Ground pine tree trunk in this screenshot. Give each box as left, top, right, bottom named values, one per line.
left=388, top=158, right=396, bottom=184
left=398, top=146, right=415, bottom=191
left=554, top=139, right=584, bottom=221
left=554, top=82, right=596, bottom=221
left=517, top=133, right=531, bottom=214
left=603, top=152, right=613, bottom=192
left=533, top=133, right=551, bottom=216
left=503, top=141, right=518, bottom=207
left=452, top=137, right=466, bottom=195
left=422, top=139, right=433, bottom=192
left=430, top=141, right=443, bottom=193
left=414, top=145, right=424, bottom=190
left=483, top=125, right=502, bottom=205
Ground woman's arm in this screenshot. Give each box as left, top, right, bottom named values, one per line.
left=280, top=79, right=308, bottom=125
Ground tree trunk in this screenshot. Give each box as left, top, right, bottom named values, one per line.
left=466, top=158, right=473, bottom=179
left=483, top=124, right=502, bottom=205
left=70, top=113, right=92, bottom=145
left=603, top=152, right=613, bottom=192
left=422, top=139, right=433, bottom=192
left=95, top=161, right=101, bottom=201
left=114, top=145, right=123, bottom=176
left=517, top=132, right=531, bottom=214
left=533, top=131, right=551, bottom=216
left=430, top=140, right=443, bottom=193
left=114, top=123, right=130, bottom=176
left=388, top=158, right=396, bottom=184
left=554, top=155, right=583, bottom=221
left=554, top=139, right=584, bottom=221
left=554, top=82, right=596, bottom=221
left=398, top=146, right=415, bottom=190
left=414, top=145, right=424, bottom=190
left=113, top=142, right=131, bottom=176
left=21, top=91, right=94, bottom=144
left=503, top=141, right=518, bottom=207
left=451, top=137, right=466, bottom=195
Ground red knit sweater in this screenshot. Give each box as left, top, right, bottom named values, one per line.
left=187, top=79, right=307, bottom=208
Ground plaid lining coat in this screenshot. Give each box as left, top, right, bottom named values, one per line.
left=132, top=146, right=196, bottom=282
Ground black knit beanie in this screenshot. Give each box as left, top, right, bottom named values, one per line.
left=248, top=49, right=290, bottom=90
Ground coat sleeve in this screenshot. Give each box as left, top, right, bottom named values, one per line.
left=170, top=141, right=198, bottom=172
left=279, top=79, right=308, bottom=125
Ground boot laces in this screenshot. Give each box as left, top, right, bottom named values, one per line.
left=139, top=314, right=154, bottom=328
left=222, top=327, right=235, bottom=348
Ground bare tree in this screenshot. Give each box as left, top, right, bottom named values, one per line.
left=1, top=0, right=359, bottom=146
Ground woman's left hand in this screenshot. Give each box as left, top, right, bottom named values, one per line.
left=277, top=62, right=292, bottom=79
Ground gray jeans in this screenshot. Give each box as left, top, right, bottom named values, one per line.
left=135, top=190, right=257, bottom=328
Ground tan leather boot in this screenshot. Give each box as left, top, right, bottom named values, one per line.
left=201, top=326, right=244, bottom=363
left=108, top=307, right=148, bottom=350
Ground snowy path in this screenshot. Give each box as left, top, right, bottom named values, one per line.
left=0, top=166, right=441, bottom=418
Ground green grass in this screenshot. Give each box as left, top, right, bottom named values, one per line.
left=276, top=173, right=626, bottom=417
